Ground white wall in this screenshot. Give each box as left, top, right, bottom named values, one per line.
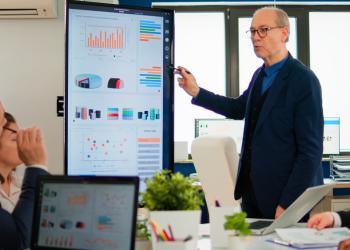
left=0, top=1, right=65, bottom=174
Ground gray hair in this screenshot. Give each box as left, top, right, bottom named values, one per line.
left=254, top=6, right=290, bottom=42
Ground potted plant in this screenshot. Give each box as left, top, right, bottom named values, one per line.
left=224, top=212, right=252, bottom=250
left=141, top=170, right=203, bottom=250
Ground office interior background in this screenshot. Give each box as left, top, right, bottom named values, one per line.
left=1, top=0, right=350, bottom=176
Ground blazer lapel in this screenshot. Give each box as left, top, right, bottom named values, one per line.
left=253, top=55, right=294, bottom=136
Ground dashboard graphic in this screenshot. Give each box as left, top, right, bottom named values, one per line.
left=66, top=1, right=174, bottom=193
left=75, top=74, right=102, bottom=89
left=36, top=181, right=136, bottom=250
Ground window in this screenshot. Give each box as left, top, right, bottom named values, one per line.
left=174, top=12, right=226, bottom=152
left=310, top=12, right=350, bottom=152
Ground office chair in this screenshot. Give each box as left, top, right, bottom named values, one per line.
left=191, top=136, right=240, bottom=210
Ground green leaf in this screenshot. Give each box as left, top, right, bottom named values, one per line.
left=224, top=212, right=252, bottom=236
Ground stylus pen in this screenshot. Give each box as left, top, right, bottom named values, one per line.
left=168, top=65, right=191, bottom=74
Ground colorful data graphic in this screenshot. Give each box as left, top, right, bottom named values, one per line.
left=137, top=108, right=160, bottom=120
left=67, top=193, right=87, bottom=205
left=43, top=188, right=57, bottom=198
left=85, top=238, right=117, bottom=248
left=41, top=219, right=55, bottom=228
left=43, top=236, right=74, bottom=247
left=107, top=78, right=124, bottom=89
left=107, top=107, right=119, bottom=120
left=102, top=192, right=129, bottom=208
left=75, top=74, right=102, bottom=89
left=43, top=205, right=56, bottom=213
left=59, top=220, right=73, bottom=230
left=87, top=26, right=125, bottom=49
left=137, top=137, right=161, bottom=179
left=83, top=134, right=128, bottom=161
left=75, top=107, right=102, bottom=120
left=139, top=20, right=161, bottom=42
left=122, top=108, right=133, bottom=120
left=97, top=215, right=114, bottom=231
left=139, top=66, right=161, bottom=88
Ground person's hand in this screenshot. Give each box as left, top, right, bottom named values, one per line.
left=275, top=205, right=285, bottom=219
left=307, top=212, right=334, bottom=230
left=17, top=127, right=48, bottom=166
left=338, top=239, right=350, bottom=250
left=176, top=66, right=200, bottom=97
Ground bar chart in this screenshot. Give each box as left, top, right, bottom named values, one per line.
left=139, top=66, right=161, bottom=88
left=139, top=20, right=161, bottom=42
left=87, top=26, right=125, bottom=49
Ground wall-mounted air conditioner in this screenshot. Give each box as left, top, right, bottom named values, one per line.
left=0, top=0, right=57, bottom=19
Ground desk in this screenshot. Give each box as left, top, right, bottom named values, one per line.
left=196, top=224, right=338, bottom=250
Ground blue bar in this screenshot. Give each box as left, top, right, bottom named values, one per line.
left=140, top=83, right=161, bottom=86
left=140, top=25, right=161, bottom=29
left=146, top=85, right=161, bottom=87
left=139, top=31, right=161, bottom=35
left=140, top=80, right=161, bottom=83
left=140, top=74, right=161, bottom=77
left=140, top=20, right=156, bottom=24
left=324, top=120, right=340, bottom=125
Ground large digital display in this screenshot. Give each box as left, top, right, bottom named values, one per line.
left=65, top=0, right=174, bottom=192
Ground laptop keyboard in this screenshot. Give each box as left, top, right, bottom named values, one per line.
left=249, top=220, right=274, bottom=229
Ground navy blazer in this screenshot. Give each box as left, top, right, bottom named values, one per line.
left=192, top=54, right=324, bottom=218
left=0, top=167, right=48, bottom=250
left=339, top=211, right=350, bottom=228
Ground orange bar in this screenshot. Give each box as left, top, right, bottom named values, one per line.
left=138, top=138, right=160, bottom=143
left=100, top=31, right=102, bottom=48
left=115, top=30, right=118, bottom=48
left=121, top=29, right=124, bottom=48
left=95, top=37, right=98, bottom=48
left=104, top=32, right=107, bottom=48
left=117, top=30, right=119, bottom=48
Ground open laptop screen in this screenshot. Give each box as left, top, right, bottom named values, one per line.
left=31, top=176, right=139, bottom=250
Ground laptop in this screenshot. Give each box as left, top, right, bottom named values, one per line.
left=249, top=184, right=335, bottom=235
left=31, top=175, right=139, bottom=250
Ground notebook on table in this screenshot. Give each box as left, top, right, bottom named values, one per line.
left=31, top=175, right=139, bottom=250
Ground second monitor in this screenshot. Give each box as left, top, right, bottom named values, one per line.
left=195, top=117, right=340, bottom=155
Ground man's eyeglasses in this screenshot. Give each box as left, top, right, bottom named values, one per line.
left=246, top=26, right=284, bottom=38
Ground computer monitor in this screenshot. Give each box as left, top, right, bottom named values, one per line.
left=65, top=0, right=174, bottom=192
left=31, top=176, right=139, bottom=250
left=323, top=117, right=340, bottom=155
left=194, top=119, right=244, bottom=154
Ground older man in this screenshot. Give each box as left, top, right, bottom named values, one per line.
left=0, top=101, right=49, bottom=250
left=177, top=7, right=323, bottom=219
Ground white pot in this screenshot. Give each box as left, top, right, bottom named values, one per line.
left=149, top=210, right=201, bottom=250
left=135, top=239, right=152, bottom=250
left=227, top=234, right=251, bottom=250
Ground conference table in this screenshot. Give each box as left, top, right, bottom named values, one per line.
left=196, top=223, right=338, bottom=250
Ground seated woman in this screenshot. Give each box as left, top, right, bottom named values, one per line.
left=0, top=112, right=23, bottom=213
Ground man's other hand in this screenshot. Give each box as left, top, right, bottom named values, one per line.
left=275, top=205, right=285, bottom=219
left=338, top=239, right=350, bottom=250
left=307, top=212, right=334, bottom=230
